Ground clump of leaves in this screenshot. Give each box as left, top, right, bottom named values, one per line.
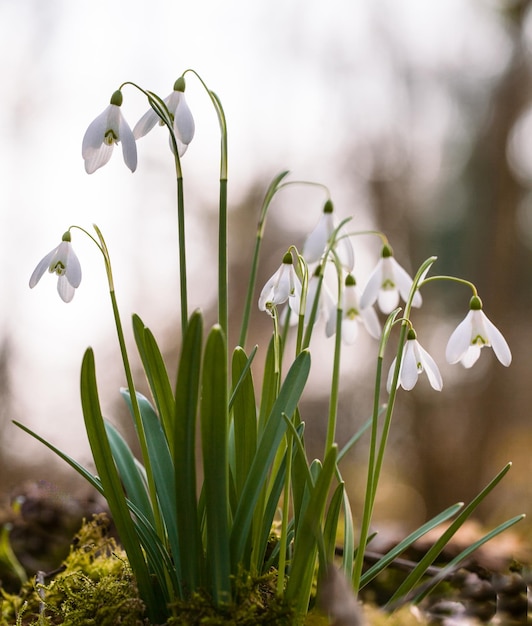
left=0, top=513, right=147, bottom=626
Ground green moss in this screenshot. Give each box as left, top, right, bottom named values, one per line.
left=0, top=514, right=146, bottom=626
left=167, top=569, right=296, bottom=625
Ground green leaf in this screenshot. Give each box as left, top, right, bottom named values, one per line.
left=286, top=445, right=338, bottom=615
left=323, top=482, right=345, bottom=564
left=360, top=502, right=464, bottom=588
left=104, top=421, right=155, bottom=529
left=231, top=346, right=257, bottom=498
left=201, top=325, right=231, bottom=606
left=121, top=390, right=181, bottom=590
left=230, top=349, right=311, bottom=568
left=174, top=309, right=203, bottom=591
left=387, top=463, right=513, bottom=604
left=257, top=335, right=279, bottom=435
left=13, top=419, right=176, bottom=603
left=79, top=348, right=165, bottom=622
left=133, top=314, right=175, bottom=445
left=410, top=514, right=525, bottom=605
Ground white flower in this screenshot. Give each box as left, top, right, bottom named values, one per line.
left=82, top=90, right=137, bottom=174
left=303, top=200, right=354, bottom=271
left=303, top=267, right=334, bottom=326
left=445, top=296, right=511, bottom=368
left=133, top=77, right=195, bottom=157
left=29, top=233, right=82, bottom=303
left=387, top=330, right=443, bottom=392
left=360, top=245, right=422, bottom=314
left=258, top=252, right=302, bottom=316
left=326, top=274, right=381, bottom=344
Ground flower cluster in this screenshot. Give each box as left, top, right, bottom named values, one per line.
left=30, top=77, right=196, bottom=300
left=258, top=202, right=511, bottom=393
left=81, top=77, right=195, bottom=174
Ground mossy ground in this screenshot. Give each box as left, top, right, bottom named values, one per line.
left=0, top=514, right=146, bottom=626
left=0, top=511, right=526, bottom=625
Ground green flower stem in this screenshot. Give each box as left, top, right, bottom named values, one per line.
left=352, top=316, right=403, bottom=595
left=324, top=307, right=343, bottom=457
left=91, top=226, right=164, bottom=541
left=120, top=81, right=189, bottom=336
left=276, top=429, right=292, bottom=596
left=420, top=274, right=478, bottom=296
left=218, top=177, right=228, bottom=339
left=238, top=171, right=290, bottom=348
left=176, top=175, right=188, bottom=336
left=183, top=72, right=229, bottom=338
left=352, top=256, right=437, bottom=595
left=323, top=248, right=345, bottom=457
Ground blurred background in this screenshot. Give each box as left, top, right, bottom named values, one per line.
left=1, top=0, right=531, bottom=548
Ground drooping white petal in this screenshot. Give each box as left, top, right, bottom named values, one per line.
left=361, top=306, right=381, bottom=339
left=386, top=356, right=399, bottom=392
left=325, top=303, right=338, bottom=338
left=342, top=318, right=360, bottom=345
left=416, top=342, right=443, bottom=390
left=482, top=313, right=512, bottom=366
left=461, top=345, right=481, bottom=368
left=57, top=275, right=75, bottom=303
left=400, top=341, right=420, bottom=390
left=29, top=249, right=55, bottom=288
left=118, top=113, right=138, bottom=172
left=377, top=288, right=400, bottom=315
left=303, top=213, right=334, bottom=263
left=390, top=257, right=422, bottom=308
left=82, top=106, right=112, bottom=154
left=445, top=311, right=473, bottom=364
left=288, top=273, right=302, bottom=315
left=359, top=260, right=383, bottom=309
left=168, top=133, right=188, bottom=158
left=133, top=108, right=160, bottom=139
left=64, top=245, right=82, bottom=288
left=174, top=93, right=195, bottom=145
left=336, top=231, right=355, bottom=272
left=83, top=143, right=114, bottom=174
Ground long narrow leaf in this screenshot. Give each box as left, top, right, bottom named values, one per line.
left=230, top=349, right=311, bottom=568
left=174, top=309, right=203, bottom=591
left=387, top=462, right=513, bottom=604
left=79, top=348, right=164, bottom=622
left=286, top=445, right=338, bottom=615
left=231, top=346, right=258, bottom=499
left=121, top=390, right=182, bottom=591
left=201, top=325, right=231, bottom=606
left=410, top=514, right=525, bottom=605
left=104, top=421, right=155, bottom=529
left=133, top=314, right=175, bottom=445
left=323, top=482, right=345, bottom=564
left=13, top=419, right=177, bottom=604
left=360, top=502, right=464, bottom=588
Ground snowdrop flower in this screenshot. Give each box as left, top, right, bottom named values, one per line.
left=326, top=274, right=381, bottom=344
left=133, top=77, right=195, bottom=157
left=29, top=232, right=82, bottom=303
left=82, top=90, right=137, bottom=174
left=387, top=329, right=443, bottom=392
left=445, top=296, right=511, bottom=368
left=302, top=265, right=334, bottom=325
left=258, top=252, right=302, bottom=316
left=303, top=200, right=354, bottom=271
left=360, top=245, right=422, bottom=314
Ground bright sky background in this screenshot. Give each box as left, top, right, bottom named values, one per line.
left=0, top=0, right=519, bottom=478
